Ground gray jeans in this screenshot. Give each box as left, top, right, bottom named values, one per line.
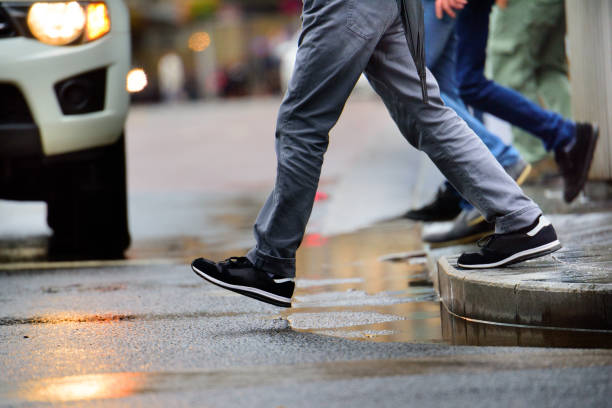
left=246, top=0, right=541, bottom=278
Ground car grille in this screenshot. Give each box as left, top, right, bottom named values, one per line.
left=0, top=5, right=17, bottom=39
left=0, top=83, right=35, bottom=124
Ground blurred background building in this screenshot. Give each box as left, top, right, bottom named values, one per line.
left=126, top=0, right=302, bottom=102
left=123, top=0, right=611, bottom=180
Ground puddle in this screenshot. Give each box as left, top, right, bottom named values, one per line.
left=5, top=196, right=609, bottom=348
left=283, top=221, right=444, bottom=343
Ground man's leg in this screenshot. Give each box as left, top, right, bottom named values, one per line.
left=405, top=0, right=524, bottom=223
left=424, top=0, right=520, bottom=168
left=245, top=0, right=398, bottom=278
left=420, top=91, right=532, bottom=249
left=365, top=14, right=560, bottom=268
left=365, top=16, right=541, bottom=234
left=192, top=0, right=399, bottom=306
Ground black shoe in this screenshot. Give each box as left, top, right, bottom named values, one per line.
left=191, top=257, right=294, bottom=308
left=403, top=185, right=462, bottom=222
left=555, top=123, right=599, bottom=203
left=456, top=215, right=562, bottom=269
left=423, top=208, right=494, bottom=248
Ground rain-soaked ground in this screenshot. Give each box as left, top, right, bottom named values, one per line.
left=0, top=196, right=443, bottom=344
left=2, top=99, right=612, bottom=406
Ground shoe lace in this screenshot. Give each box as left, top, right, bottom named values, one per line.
left=477, top=234, right=497, bottom=248
left=220, top=256, right=251, bottom=267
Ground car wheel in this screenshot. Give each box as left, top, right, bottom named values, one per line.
left=46, top=134, right=130, bottom=259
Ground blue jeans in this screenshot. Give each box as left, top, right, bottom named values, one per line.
left=423, top=0, right=520, bottom=209
left=455, top=0, right=575, bottom=151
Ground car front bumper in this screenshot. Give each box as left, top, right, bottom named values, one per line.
left=0, top=1, right=130, bottom=157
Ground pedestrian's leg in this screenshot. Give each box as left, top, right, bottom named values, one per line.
left=366, top=14, right=561, bottom=268
left=246, top=0, right=397, bottom=278
left=365, top=16, right=541, bottom=233
left=425, top=0, right=517, bottom=166
left=455, top=0, right=574, bottom=151
left=404, top=0, right=523, bottom=223
left=191, top=0, right=398, bottom=306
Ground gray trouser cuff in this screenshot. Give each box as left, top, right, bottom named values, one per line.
left=246, top=247, right=296, bottom=278
left=495, top=205, right=542, bottom=234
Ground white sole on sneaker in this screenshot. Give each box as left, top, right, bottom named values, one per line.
left=457, top=240, right=562, bottom=269
left=192, top=265, right=292, bottom=306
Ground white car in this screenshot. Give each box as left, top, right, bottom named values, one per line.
left=0, top=0, right=131, bottom=258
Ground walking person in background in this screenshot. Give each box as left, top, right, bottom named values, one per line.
left=403, top=0, right=532, bottom=247
left=435, top=0, right=598, bottom=204
left=191, top=0, right=562, bottom=308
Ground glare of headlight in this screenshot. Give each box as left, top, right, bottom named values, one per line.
left=85, top=3, right=110, bottom=41
left=27, top=2, right=86, bottom=46
left=126, top=68, right=148, bottom=93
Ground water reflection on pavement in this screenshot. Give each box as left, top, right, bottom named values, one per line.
left=286, top=221, right=442, bottom=343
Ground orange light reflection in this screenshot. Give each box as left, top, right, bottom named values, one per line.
left=22, top=373, right=145, bottom=403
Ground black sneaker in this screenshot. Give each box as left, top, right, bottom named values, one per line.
left=403, top=185, right=462, bottom=222
left=423, top=208, right=494, bottom=248
left=191, top=257, right=294, bottom=308
left=456, top=215, right=562, bottom=269
left=555, top=123, right=599, bottom=203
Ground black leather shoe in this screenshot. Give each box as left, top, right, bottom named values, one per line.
left=191, top=257, right=294, bottom=307
left=555, top=123, right=599, bottom=203
left=403, top=185, right=462, bottom=222
left=423, top=208, right=494, bottom=248
left=457, top=215, right=561, bottom=269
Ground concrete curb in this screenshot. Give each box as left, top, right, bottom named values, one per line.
left=436, top=254, right=612, bottom=331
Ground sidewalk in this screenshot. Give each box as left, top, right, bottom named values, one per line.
left=433, top=211, right=612, bottom=348
left=318, top=128, right=612, bottom=348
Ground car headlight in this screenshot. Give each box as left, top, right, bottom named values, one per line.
left=26, top=1, right=110, bottom=46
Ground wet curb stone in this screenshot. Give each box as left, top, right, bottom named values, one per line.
left=433, top=213, right=612, bottom=332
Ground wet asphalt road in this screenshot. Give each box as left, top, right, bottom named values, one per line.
left=2, top=261, right=612, bottom=407
left=1, top=97, right=611, bottom=407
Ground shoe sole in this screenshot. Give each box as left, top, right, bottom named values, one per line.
left=191, top=265, right=292, bottom=308
left=456, top=240, right=562, bottom=269
left=565, top=125, right=599, bottom=203
left=427, top=230, right=494, bottom=248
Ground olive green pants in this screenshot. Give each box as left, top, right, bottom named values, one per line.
left=486, top=0, right=571, bottom=163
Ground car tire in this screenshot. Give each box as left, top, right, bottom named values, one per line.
left=46, top=134, right=131, bottom=259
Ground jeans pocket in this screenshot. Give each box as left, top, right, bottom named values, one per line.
left=345, top=0, right=377, bottom=39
